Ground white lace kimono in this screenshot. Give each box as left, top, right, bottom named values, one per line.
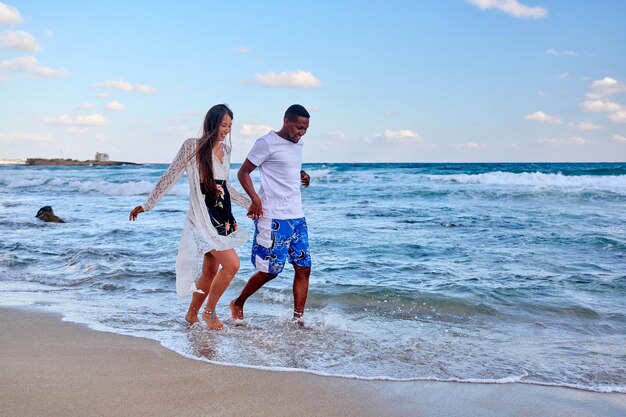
left=141, top=138, right=250, bottom=299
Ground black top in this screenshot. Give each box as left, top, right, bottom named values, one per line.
left=201, top=179, right=236, bottom=236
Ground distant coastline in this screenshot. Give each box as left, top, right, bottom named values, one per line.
left=21, top=158, right=141, bottom=166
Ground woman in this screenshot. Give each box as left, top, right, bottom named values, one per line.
left=129, top=104, right=250, bottom=330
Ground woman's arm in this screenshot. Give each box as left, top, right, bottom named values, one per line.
left=135, top=140, right=191, bottom=216
left=227, top=182, right=251, bottom=210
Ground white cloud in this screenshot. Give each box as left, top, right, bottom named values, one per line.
left=524, top=111, right=562, bottom=124
left=44, top=113, right=107, bottom=127
left=166, top=123, right=195, bottom=138
left=327, top=131, right=347, bottom=140
left=557, top=72, right=571, bottom=79
left=453, top=142, right=484, bottom=151
left=609, top=111, right=626, bottom=123
left=67, top=127, right=90, bottom=135
left=0, top=2, right=22, bottom=25
left=239, top=123, right=273, bottom=138
left=96, top=92, right=111, bottom=98
left=105, top=100, right=126, bottom=111
left=467, top=0, right=547, bottom=19
left=570, top=121, right=602, bottom=131
left=0, top=55, right=66, bottom=78
left=0, top=29, right=40, bottom=51
left=612, top=134, right=626, bottom=143
left=545, top=49, right=577, bottom=56
left=92, top=79, right=157, bottom=93
left=0, top=132, right=54, bottom=144
left=586, top=77, right=626, bottom=99
left=255, top=70, right=322, bottom=88
left=0, top=55, right=36, bottom=71
left=538, top=137, right=589, bottom=146
left=33, top=66, right=67, bottom=78
left=133, top=84, right=156, bottom=93
left=581, top=95, right=626, bottom=124
left=78, top=102, right=94, bottom=109
left=379, top=129, right=422, bottom=143
left=581, top=99, right=622, bottom=113
left=236, top=46, right=251, bottom=53
left=383, top=129, right=419, bottom=139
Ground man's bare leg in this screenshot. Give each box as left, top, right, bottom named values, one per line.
left=230, top=271, right=277, bottom=320
left=292, top=265, right=310, bottom=323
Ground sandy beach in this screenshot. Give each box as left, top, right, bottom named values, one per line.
left=0, top=307, right=624, bottom=417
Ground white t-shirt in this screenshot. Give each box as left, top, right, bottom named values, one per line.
left=246, top=131, right=304, bottom=219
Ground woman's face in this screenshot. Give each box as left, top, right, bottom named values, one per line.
left=217, top=114, right=232, bottom=142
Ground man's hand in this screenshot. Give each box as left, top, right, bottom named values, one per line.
left=300, top=170, right=310, bottom=187
left=247, top=197, right=263, bottom=220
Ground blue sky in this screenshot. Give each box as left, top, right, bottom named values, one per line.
left=1, top=0, right=626, bottom=163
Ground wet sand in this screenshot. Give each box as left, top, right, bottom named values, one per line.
left=1, top=307, right=624, bottom=417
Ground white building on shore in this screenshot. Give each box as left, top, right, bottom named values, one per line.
left=0, top=159, right=26, bottom=165
left=95, top=152, right=109, bottom=162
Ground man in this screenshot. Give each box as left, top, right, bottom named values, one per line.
left=230, top=104, right=311, bottom=324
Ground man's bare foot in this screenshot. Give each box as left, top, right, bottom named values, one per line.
left=229, top=300, right=244, bottom=320
left=202, top=310, right=224, bottom=330
left=292, top=311, right=304, bottom=328
left=185, top=308, right=199, bottom=325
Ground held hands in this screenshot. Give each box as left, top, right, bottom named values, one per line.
left=129, top=205, right=144, bottom=221
left=300, top=170, right=310, bottom=187
left=247, top=197, right=263, bottom=220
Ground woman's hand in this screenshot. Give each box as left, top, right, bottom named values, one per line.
left=129, top=205, right=144, bottom=221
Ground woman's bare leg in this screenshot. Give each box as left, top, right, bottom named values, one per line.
left=185, top=252, right=219, bottom=324
left=202, top=249, right=240, bottom=330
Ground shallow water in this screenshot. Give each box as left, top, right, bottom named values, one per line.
left=1, top=162, right=625, bottom=392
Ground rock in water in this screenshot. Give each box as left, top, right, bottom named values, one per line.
left=36, top=206, right=65, bottom=223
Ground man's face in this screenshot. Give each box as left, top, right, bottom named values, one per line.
left=284, top=116, right=309, bottom=143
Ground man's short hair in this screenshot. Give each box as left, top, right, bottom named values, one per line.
left=285, top=104, right=310, bottom=121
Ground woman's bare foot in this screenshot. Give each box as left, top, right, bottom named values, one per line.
left=229, top=300, right=244, bottom=320
left=185, top=308, right=199, bottom=325
left=202, top=310, right=224, bottom=330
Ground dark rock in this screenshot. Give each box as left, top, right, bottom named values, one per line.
left=36, top=206, right=65, bottom=223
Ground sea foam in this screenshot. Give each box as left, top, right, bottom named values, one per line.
left=427, top=171, right=626, bottom=190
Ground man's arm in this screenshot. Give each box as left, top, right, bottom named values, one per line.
left=238, top=159, right=263, bottom=219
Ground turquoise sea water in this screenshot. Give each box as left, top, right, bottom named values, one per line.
left=1, top=162, right=625, bottom=392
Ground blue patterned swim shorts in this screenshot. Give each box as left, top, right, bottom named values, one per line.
left=251, top=217, right=311, bottom=275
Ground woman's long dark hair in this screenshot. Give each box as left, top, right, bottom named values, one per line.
left=194, top=104, right=233, bottom=199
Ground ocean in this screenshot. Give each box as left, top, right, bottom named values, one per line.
left=1, top=161, right=625, bottom=393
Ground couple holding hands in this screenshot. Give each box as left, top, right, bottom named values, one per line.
left=130, top=104, right=312, bottom=330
